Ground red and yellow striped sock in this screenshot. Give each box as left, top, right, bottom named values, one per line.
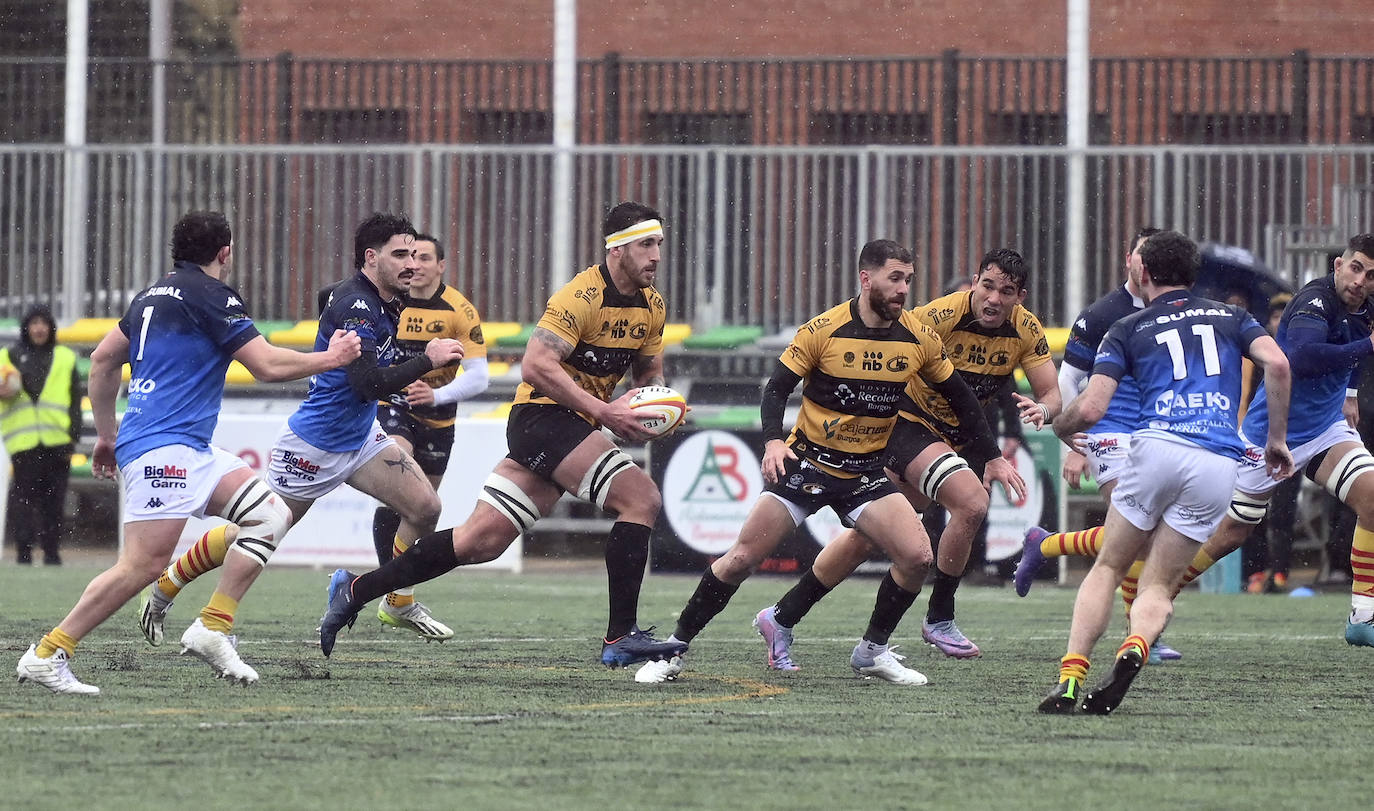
left=199, top=591, right=239, bottom=634
left=1118, top=634, right=1150, bottom=662
left=1352, top=525, right=1374, bottom=602
left=1120, top=559, right=1145, bottom=615
left=158, top=525, right=233, bottom=599
left=1172, top=549, right=1216, bottom=598
left=1040, top=526, right=1105, bottom=559
left=386, top=536, right=416, bottom=607
left=1059, top=653, right=1090, bottom=684
left=35, top=627, right=79, bottom=659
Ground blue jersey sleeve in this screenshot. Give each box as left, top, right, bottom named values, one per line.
left=323, top=290, right=383, bottom=354
left=198, top=281, right=260, bottom=353
left=1091, top=320, right=1130, bottom=381
left=1062, top=308, right=1101, bottom=372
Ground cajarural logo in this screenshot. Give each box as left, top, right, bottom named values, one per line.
left=662, top=430, right=763, bottom=555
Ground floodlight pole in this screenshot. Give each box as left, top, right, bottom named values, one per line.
left=62, top=0, right=89, bottom=322
left=149, top=0, right=170, bottom=291
left=1065, top=0, right=1089, bottom=321
left=551, top=0, right=576, bottom=289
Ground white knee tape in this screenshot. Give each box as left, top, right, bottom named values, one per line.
left=478, top=473, right=542, bottom=534
left=577, top=448, right=636, bottom=509
left=917, top=451, right=969, bottom=502
left=1323, top=446, right=1374, bottom=502
left=1226, top=490, right=1268, bottom=525
left=223, top=478, right=293, bottom=567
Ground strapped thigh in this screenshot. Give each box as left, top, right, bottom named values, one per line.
left=1321, top=445, right=1374, bottom=502
left=1225, top=489, right=1268, bottom=526
left=478, top=472, right=543, bottom=534
left=222, top=477, right=294, bottom=567
left=576, top=447, right=636, bottom=509
left=917, top=451, right=970, bottom=502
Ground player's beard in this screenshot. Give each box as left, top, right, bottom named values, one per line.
left=867, top=287, right=903, bottom=322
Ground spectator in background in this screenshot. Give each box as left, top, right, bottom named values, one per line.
left=0, top=305, right=82, bottom=566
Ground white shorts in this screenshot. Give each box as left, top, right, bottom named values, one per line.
left=1083, top=432, right=1131, bottom=485
left=121, top=444, right=250, bottom=522
left=1234, top=419, right=1362, bottom=496
left=266, top=421, right=395, bottom=501
left=1110, top=435, right=1237, bottom=542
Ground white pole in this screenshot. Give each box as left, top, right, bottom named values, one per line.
left=62, top=0, right=89, bottom=322
left=1065, top=0, right=1089, bottom=321
left=551, top=0, right=576, bottom=288
left=149, top=0, right=170, bottom=288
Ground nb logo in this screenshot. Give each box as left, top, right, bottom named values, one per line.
left=144, top=497, right=164, bottom=509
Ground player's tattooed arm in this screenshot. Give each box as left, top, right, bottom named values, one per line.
left=532, top=326, right=574, bottom=361
left=631, top=353, right=666, bottom=388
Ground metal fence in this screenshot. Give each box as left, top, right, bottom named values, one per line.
left=4, top=144, right=1372, bottom=331
left=4, top=52, right=1374, bottom=146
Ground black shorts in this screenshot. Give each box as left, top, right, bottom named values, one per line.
left=885, top=418, right=988, bottom=481
left=764, top=455, right=899, bottom=527
left=377, top=404, right=455, bottom=477
left=506, top=403, right=598, bottom=480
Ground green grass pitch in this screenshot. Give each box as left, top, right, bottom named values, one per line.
left=1, top=563, right=1370, bottom=810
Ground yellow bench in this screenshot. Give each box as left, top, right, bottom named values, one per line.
left=662, top=323, right=692, bottom=348
left=1044, top=326, right=1071, bottom=356
left=481, top=322, right=524, bottom=344
left=57, top=318, right=121, bottom=346
left=268, top=320, right=318, bottom=349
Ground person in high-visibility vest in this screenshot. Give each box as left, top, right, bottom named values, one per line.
left=0, top=305, right=82, bottom=565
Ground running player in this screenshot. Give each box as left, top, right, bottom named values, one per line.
left=318, top=202, right=686, bottom=668
left=751, top=248, right=1056, bottom=666
left=1152, top=233, right=1374, bottom=646
left=138, top=213, right=464, bottom=681
left=369, top=232, right=490, bottom=640
left=16, top=211, right=360, bottom=694
left=635, top=239, right=997, bottom=685
left=1038, top=230, right=1292, bottom=714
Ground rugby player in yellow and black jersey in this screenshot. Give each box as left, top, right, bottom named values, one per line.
left=316, top=202, right=688, bottom=669
left=635, top=239, right=1001, bottom=686
left=369, top=233, right=490, bottom=641
left=762, top=248, right=1055, bottom=665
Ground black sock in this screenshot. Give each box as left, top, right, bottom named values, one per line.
left=350, top=529, right=458, bottom=605
left=372, top=506, right=402, bottom=565
left=773, top=569, right=833, bottom=628
left=674, top=569, right=740, bottom=643
left=863, top=570, right=921, bottom=646
left=604, top=521, right=652, bottom=640
left=925, top=568, right=962, bottom=624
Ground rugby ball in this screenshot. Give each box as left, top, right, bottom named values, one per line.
left=628, top=385, right=688, bottom=438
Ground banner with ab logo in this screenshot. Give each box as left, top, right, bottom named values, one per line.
left=649, top=428, right=829, bottom=573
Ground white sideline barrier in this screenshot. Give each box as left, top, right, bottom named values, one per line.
left=120, top=413, right=521, bottom=572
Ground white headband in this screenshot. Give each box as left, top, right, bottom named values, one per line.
left=604, top=219, right=664, bottom=250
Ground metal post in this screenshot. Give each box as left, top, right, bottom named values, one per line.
left=551, top=0, right=576, bottom=289
left=149, top=0, right=170, bottom=286
left=62, top=0, right=89, bottom=321
left=1064, top=0, right=1089, bottom=321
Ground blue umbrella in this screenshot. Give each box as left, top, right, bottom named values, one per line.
left=1193, top=242, right=1294, bottom=320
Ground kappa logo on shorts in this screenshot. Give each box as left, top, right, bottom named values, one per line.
left=145, top=497, right=164, bottom=509
left=275, top=475, right=289, bottom=488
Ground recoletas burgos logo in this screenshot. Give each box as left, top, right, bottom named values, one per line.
left=662, top=430, right=763, bottom=555
left=144, top=464, right=188, bottom=489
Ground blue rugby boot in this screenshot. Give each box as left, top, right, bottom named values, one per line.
left=1015, top=526, right=1051, bottom=597
left=601, top=626, right=688, bottom=668
left=319, top=569, right=362, bottom=658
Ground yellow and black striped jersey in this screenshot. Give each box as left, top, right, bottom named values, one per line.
left=902, top=290, right=1053, bottom=433
left=513, top=264, right=666, bottom=423
left=782, top=298, right=955, bottom=477
left=385, top=283, right=487, bottom=428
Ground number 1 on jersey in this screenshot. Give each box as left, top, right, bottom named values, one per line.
left=136, top=305, right=153, bottom=361
left=1156, top=324, right=1220, bottom=379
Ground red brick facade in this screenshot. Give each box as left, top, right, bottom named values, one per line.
left=240, top=1, right=1370, bottom=60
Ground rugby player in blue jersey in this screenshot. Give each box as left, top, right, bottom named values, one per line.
left=16, top=211, right=360, bottom=694
left=1166, top=234, right=1374, bottom=646
left=1038, top=230, right=1293, bottom=714
left=137, top=213, right=465, bottom=680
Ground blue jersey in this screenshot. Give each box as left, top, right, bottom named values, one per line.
left=287, top=272, right=401, bottom=452
left=1063, top=284, right=1144, bottom=434
left=115, top=261, right=259, bottom=467
left=1243, top=275, right=1374, bottom=447
left=1095, top=290, right=1266, bottom=460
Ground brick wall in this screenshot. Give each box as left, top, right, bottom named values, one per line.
left=240, top=0, right=1371, bottom=59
